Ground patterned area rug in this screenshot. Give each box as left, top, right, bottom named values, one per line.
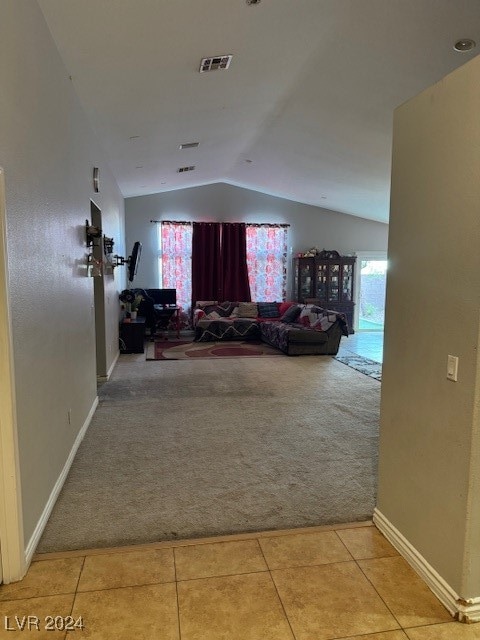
left=335, top=353, right=382, bottom=381
left=146, top=339, right=284, bottom=360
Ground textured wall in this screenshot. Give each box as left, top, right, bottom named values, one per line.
left=1, top=1, right=125, bottom=546
left=378, top=55, right=480, bottom=597
left=125, top=182, right=389, bottom=294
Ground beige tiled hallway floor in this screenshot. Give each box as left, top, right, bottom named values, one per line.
left=1, top=522, right=477, bottom=640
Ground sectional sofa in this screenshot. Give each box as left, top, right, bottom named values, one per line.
left=193, top=301, right=349, bottom=355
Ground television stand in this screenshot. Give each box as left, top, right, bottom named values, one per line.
left=153, top=305, right=180, bottom=338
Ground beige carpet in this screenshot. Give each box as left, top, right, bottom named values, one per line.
left=38, top=355, right=380, bottom=552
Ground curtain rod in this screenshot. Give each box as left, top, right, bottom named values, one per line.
left=245, top=223, right=290, bottom=228
left=151, top=220, right=289, bottom=227
left=150, top=220, right=192, bottom=224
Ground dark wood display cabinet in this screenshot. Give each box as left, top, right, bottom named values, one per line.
left=293, top=251, right=356, bottom=333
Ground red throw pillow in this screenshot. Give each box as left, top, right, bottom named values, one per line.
left=278, top=301, right=294, bottom=316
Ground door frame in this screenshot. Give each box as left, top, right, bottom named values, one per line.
left=0, top=168, right=26, bottom=583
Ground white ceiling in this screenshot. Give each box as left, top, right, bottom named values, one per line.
left=37, top=0, right=480, bottom=223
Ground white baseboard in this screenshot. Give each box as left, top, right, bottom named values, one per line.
left=25, top=396, right=99, bottom=564
left=374, top=508, right=480, bottom=623
left=97, top=350, right=119, bottom=382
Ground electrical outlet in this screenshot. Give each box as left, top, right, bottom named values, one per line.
left=447, top=355, right=459, bottom=382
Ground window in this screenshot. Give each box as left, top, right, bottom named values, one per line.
left=158, top=221, right=288, bottom=306
left=158, top=222, right=192, bottom=311
left=246, top=225, right=288, bottom=301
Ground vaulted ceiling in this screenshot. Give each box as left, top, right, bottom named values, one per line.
left=37, top=0, right=480, bottom=222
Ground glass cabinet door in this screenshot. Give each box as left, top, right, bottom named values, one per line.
left=316, top=262, right=327, bottom=299
left=341, top=263, right=353, bottom=301
left=299, top=260, right=313, bottom=300
left=328, top=263, right=340, bottom=301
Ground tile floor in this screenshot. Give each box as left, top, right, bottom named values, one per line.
left=2, top=522, right=477, bottom=639
left=339, top=330, right=384, bottom=363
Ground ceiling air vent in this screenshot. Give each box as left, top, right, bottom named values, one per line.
left=179, top=142, right=200, bottom=150
left=199, top=55, right=232, bottom=73
left=177, top=165, right=196, bottom=173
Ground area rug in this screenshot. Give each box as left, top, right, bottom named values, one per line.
left=335, top=353, right=382, bottom=381
left=146, top=339, right=284, bottom=360
left=37, top=356, right=380, bottom=552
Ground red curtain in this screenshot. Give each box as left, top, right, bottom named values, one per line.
left=191, top=222, right=251, bottom=305
left=191, top=222, right=222, bottom=305
left=221, top=223, right=251, bottom=301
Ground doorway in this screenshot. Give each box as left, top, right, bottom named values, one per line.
left=355, top=253, right=388, bottom=332
left=90, top=201, right=107, bottom=379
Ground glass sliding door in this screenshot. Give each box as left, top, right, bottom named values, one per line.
left=355, top=254, right=387, bottom=331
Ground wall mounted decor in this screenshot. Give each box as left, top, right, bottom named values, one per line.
left=93, top=167, right=99, bottom=192
left=85, top=219, right=102, bottom=247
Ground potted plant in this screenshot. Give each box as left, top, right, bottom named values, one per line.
left=119, top=290, right=143, bottom=320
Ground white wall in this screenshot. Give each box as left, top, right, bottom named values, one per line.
left=125, top=182, right=388, bottom=295
left=1, top=1, right=125, bottom=547
left=378, top=54, right=480, bottom=598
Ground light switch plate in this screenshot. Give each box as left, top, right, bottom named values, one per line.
left=447, top=355, right=459, bottom=382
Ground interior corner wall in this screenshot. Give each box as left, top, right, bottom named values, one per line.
left=125, top=182, right=388, bottom=293
left=1, top=1, right=125, bottom=548
left=378, top=54, right=480, bottom=597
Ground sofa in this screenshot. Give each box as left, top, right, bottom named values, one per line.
left=193, top=301, right=349, bottom=355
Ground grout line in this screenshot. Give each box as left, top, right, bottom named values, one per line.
left=354, top=558, right=404, bottom=630
left=175, top=569, right=270, bottom=584
left=73, top=556, right=86, bottom=597
left=68, top=572, right=84, bottom=640
left=0, top=590, right=78, bottom=604
left=332, top=530, right=355, bottom=561
left=67, top=580, right=177, bottom=596
left=172, top=549, right=183, bottom=640
left=256, top=537, right=298, bottom=640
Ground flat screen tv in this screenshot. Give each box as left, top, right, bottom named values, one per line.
left=127, top=241, right=142, bottom=282
left=156, top=289, right=176, bottom=306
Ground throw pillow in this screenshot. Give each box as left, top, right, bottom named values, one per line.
left=216, top=301, right=236, bottom=317
left=195, top=300, right=218, bottom=308
left=299, top=304, right=325, bottom=327
left=229, top=306, right=239, bottom=317
left=257, top=302, right=280, bottom=318
left=237, top=302, right=258, bottom=318
left=278, top=301, right=294, bottom=316
left=205, top=311, right=221, bottom=320
left=281, top=304, right=302, bottom=323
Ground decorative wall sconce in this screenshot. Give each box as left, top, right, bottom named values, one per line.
left=103, top=236, right=114, bottom=254
left=87, top=253, right=103, bottom=277
left=86, top=219, right=102, bottom=247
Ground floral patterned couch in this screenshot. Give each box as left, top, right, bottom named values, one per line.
left=193, top=301, right=348, bottom=355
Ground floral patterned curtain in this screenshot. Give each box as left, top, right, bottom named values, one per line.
left=159, top=222, right=193, bottom=312
left=246, top=225, right=288, bottom=301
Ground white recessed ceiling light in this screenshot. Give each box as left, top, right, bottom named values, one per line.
left=453, top=38, right=476, bottom=52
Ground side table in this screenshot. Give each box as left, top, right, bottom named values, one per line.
left=120, top=317, right=146, bottom=353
